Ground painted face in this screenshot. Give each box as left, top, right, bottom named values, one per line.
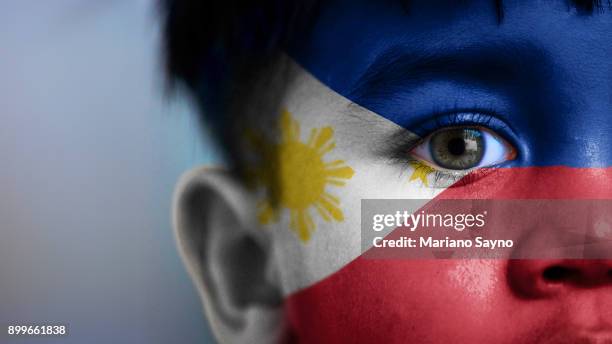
left=242, top=0, right=612, bottom=342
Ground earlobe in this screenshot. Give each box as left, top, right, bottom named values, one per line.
left=172, top=167, right=285, bottom=343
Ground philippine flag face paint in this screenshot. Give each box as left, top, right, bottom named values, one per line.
left=232, top=1, right=612, bottom=343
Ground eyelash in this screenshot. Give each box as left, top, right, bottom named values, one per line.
left=412, top=111, right=512, bottom=137
left=385, top=111, right=516, bottom=188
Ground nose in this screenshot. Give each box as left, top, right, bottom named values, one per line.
left=507, top=260, right=612, bottom=298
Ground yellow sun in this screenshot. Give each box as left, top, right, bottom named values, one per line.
left=246, top=110, right=354, bottom=242
left=408, top=160, right=435, bottom=187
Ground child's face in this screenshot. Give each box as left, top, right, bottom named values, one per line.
left=200, top=0, right=612, bottom=342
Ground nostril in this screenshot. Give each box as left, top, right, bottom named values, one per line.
left=542, top=266, right=574, bottom=283
left=509, top=262, right=612, bottom=298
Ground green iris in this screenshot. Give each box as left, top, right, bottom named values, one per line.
left=430, top=128, right=484, bottom=170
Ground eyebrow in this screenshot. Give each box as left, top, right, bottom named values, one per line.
left=348, top=40, right=548, bottom=104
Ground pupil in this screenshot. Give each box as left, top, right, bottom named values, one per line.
left=429, top=128, right=485, bottom=170
left=447, top=137, right=466, bottom=156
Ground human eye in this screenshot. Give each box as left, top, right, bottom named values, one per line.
left=411, top=126, right=516, bottom=170
left=388, top=111, right=518, bottom=188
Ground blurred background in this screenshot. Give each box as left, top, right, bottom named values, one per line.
left=0, top=1, right=217, bottom=343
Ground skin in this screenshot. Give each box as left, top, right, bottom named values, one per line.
left=176, top=0, right=612, bottom=342
left=284, top=1, right=612, bottom=342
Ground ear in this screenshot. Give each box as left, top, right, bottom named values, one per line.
left=172, top=167, right=285, bottom=343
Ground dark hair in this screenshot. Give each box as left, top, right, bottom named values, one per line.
left=162, top=0, right=319, bottom=164
left=163, top=0, right=319, bottom=89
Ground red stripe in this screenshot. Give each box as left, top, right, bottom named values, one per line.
left=284, top=167, right=612, bottom=343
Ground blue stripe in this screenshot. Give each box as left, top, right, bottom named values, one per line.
left=287, top=0, right=612, bottom=167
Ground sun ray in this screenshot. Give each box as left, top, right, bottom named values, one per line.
left=315, top=202, right=332, bottom=222
left=280, top=109, right=300, bottom=142
left=317, top=193, right=344, bottom=221
left=317, top=142, right=336, bottom=156
left=307, top=128, right=317, bottom=146
left=312, top=126, right=334, bottom=152
left=409, top=160, right=435, bottom=187
left=326, top=179, right=347, bottom=186
left=325, top=160, right=345, bottom=168
left=292, top=209, right=315, bottom=242
left=322, top=192, right=340, bottom=205
left=305, top=211, right=315, bottom=240
left=324, top=164, right=355, bottom=179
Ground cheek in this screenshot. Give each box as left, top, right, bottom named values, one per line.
left=285, top=259, right=516, bottom=344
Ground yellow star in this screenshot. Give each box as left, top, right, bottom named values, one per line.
left=409, top=160, right=435, bottom=187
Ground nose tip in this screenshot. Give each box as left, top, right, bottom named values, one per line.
left=507, top=260, right=612, bottom=298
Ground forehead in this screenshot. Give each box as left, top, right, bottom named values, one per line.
left=289, top=0, right=612, bottom=95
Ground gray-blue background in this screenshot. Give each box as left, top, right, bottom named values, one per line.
left=1, top=1, right=217, bottom=343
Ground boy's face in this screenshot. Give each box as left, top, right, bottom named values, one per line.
left=182, top=0, right=612, bottom=342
